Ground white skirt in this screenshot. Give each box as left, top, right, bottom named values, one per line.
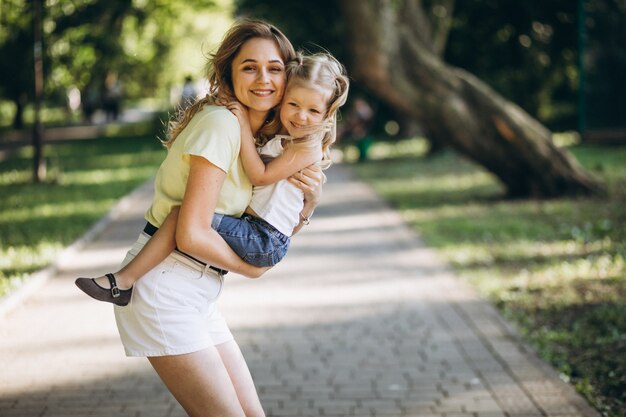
left=114, top=233, right=233, bottom=357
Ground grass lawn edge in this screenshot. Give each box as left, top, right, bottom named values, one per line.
left=0, top=176, right=154, bottom=318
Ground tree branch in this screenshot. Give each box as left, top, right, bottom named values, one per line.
left=338, top=0, right=415, bottom=113
left=430, top=0, right=455, bottom=56
left=398, top=0, right=435, bottom=53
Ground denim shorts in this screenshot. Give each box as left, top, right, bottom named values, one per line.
left=213, top=213, right=290, bottom=267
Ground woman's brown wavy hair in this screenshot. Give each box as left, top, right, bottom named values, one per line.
left=162, top=19, right=296, bottom=148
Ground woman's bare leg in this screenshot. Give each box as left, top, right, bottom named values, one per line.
left=216, top=340, right=266, bottom=417
left=148, top=347, right=246, bottom=417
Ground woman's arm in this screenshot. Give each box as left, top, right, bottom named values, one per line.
left=176, top=155, right=269, bottom=278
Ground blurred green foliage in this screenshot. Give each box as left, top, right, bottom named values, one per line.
left=3, top=1, right=623, bottom=133
left=446, top=0, right=626, bottom=131
left=0, top=0, right=234, bottom=128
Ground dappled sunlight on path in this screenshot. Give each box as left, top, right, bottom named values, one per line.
left=0, top=165, right=599, bottom=417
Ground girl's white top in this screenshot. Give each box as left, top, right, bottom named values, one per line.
left=248, top=135, right=304, bottom=237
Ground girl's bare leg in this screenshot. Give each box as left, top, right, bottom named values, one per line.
left=216, top=340, right=266, bottom=417
left=148, top=347, right=246, bottom=417
left=92, top=207, right=180, bottom=290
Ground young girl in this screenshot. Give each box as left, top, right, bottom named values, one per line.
left=75, top=52, right=349, bottom=306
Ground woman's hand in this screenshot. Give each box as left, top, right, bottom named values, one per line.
left=289, top=164, right=325, bottom=235
left=288, top=164, right=325, bottom=205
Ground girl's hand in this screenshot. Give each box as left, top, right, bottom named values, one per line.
left=225, top=101, right=250, bottom=131
left=289, top=164, right=325, bottom=205
left=215, top=92, right=230, bottom=107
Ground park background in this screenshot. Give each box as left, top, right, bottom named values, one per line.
left=0, top=1, right=624, bottom=416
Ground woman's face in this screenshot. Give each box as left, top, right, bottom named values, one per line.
left=280, top=85, right=329, bottom=138
left=231, top=38, right=286, bottom=113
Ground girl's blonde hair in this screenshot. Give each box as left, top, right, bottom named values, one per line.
left=281, top=52, right=350, bottom=169
left=162, top=19, right=296, bottom=148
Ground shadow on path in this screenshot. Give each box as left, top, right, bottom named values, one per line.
left=0, top=164, right=599, bottom=417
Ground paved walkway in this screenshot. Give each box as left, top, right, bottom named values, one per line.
left=0, top=165, right=599, bottom=417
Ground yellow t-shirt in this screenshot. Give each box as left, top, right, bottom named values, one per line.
left=145, top=105, right=252, bottom=227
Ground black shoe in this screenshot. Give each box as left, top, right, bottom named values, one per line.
left=75, top=273, right=132, bottom=306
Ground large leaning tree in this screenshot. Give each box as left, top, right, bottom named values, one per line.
left=338, top=0, right=603, bottom=198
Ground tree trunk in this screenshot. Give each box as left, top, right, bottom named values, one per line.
left=12, top=95, right=25, bottom=130
left=339, top=0, right=603, bottom=198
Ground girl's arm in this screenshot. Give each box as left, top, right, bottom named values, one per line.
left=114, top=207, right=179, bottom=285
left=176, top=155, right=269, bottom=278
left=125, top=162, right=313, bottom=276
left=229, top=101, right=321, bottom=186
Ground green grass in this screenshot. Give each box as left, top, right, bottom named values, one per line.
left=0, top=135, right=165, bottom=297
left=349, top=137, right=626, bottom=417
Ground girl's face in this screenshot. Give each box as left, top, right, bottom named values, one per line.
left=280, top=85, right=329, bottom=138
left=231, top=38, right=286, bottom=114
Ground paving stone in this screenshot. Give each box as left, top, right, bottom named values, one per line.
left=0, top=165, right=601, bottom=417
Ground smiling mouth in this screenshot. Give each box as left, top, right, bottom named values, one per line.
left=251, top=90, right=274, bottom=97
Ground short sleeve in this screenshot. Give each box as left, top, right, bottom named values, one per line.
left=182, top=108, right=240, bottom=172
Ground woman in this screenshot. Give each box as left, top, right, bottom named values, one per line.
left=113, top=20, right=322, bottom=417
